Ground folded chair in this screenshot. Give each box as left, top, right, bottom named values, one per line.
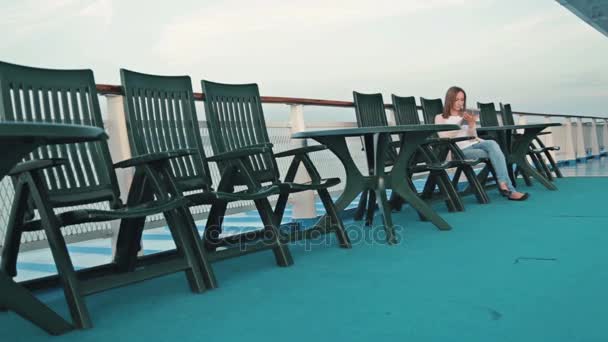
left=120, top=69, right=294, bottom=267
left=420, top=98, right=499, bottom=195
left=0, top=61, right=213, bottom=329
left=391, top=95, right=489, bottom=204
left=200, top=80, right=351, bottom=249
left=500, top=103, right=562, bottom=181
left=352, top=91, right=464, bottom=226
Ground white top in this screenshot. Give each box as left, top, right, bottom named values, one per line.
left=434, top=114, right=482, bottom=150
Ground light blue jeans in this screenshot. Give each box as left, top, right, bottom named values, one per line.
left=461, top=140, right=515, bottom=191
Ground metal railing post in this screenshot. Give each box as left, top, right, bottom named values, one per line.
left=516, top=113, right=527, bottom=138
left=288, top=104, right=316, bottom=219
left=590, top=119, right=600, bottom=159
left=575, top=117, right=587, bottom=162
left=562, top=117, right=576, bottom=165
left=386, top=108, right=396, bottom=126
left=603, top=119, right=608, bottom=156
left=542, top=116, right=557, bottom=160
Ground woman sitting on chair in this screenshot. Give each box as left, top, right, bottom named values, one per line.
left=435, top=86, right=529, bottom=201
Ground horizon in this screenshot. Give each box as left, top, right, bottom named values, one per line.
left=2, top=0, right=607, bottom=119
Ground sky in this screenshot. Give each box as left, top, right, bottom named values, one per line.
left=1, top=0, right=607, bottom=120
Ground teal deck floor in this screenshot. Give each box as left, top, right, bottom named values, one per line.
left=2, top=176, right=607, bottom=341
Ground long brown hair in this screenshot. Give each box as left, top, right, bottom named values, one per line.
left=442, top=86, right=466, bottom=119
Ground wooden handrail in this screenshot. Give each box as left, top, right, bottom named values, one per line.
left=97, top=84, right=385, bottom=108
left=96, top=84, right=607, bottom=121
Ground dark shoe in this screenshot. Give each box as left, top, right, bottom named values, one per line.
left=500, top=188, right=529, bottom=201
left=508, top=192, right=529, bottom=201
left=499, top=188, right=511, bottom=197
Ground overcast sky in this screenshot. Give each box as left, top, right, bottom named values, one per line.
left=2, top=0, right=607, bottom=119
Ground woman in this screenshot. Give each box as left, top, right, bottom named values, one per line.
left=435, top=86, right=528, bottom=201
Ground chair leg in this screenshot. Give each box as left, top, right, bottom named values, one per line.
left=273, top=191, right=290, bottom=226
left=544, top=150, right=563, bottom=178
left=405, top=175, right=427, bottom=222
left=27, top=173, right=92, bottom=329
left=388, top=191, right=404, bottom=212
left=0, top=273, right=73, bottom=335
left=254, top=199, right=294, bottom=267
left=462, top=165, right=490, bottom=204
left=516, top=164, right=532, bottom=186
left=365, top=191, right=376, bottom=227
left=203, top=200, right=228, bottom=252
left=420, top=175, right=436, bottom=200
left=1, top=180, right=28, bottom=277
left=354, top=190, right=368, bottom=220
left=374, top=189, right=397, bottom=245
left=538, top=155, right=554, bottom=181
left=451, top=168, right=463, bottom=189
left=433, top=170, right=463, bottom=212
left=179, top=208, right=218, bottom=290
left=476, top=165, right=490, bottom=187
left=114, top=170, right=151, bottom=271
left=45, top=224, right=91, bottom=329
left=317, top=188, right=351, bottom=248
left=163, top=209, right=208, bottom=293
left=529, top=152, right=546, bottom=178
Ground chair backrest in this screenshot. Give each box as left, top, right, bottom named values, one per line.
left=352, top=91, right=398, bottom=163
left=353, top=92, right=389, bottom=128
left=500, top=103, right=515, bottom=126
left=391, top=95, right=420, bottom=125
left=200, top=80, right=279, bottom=184
left=120, top=69, right=213, bottom=191
left=477, top=102, right=500, bottom=127
left=0, top=61, right=120, bottom=207
left=420, top=97, right=444, bottom=125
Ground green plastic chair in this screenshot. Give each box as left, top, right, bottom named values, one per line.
left=120, top=69, right=293, bottom=267
left=0, top=61, right=213, bottom=330
left=392, top=95, right=489, bottom=204
left=477, top=102, right=510, bottom=149
left=200, top=80, right=351, bottom=249
left=421, top=97, right=499, bottom=195
left=500, top=103, right=562, bottom=180
left=477, top=101, right=517, bottom=186
left=352, top=91, right=463, bottom=224
left=0, top=121, right=107, bottom=335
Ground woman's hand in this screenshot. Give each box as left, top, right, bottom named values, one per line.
left=463, top=112, right=476, bottom=125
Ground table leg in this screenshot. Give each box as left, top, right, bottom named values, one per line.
left=391, top=132, right=451, bottom=230
left=315, top=136, right=369, bottom=212
left=372, top=133, right=397, bottom=244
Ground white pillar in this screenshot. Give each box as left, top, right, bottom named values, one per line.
left=562, top=117, right=576, bottom=164
left=603, top=119, right=608, bottom=156
left=543, top=116, right=556, bottom=160
left=590, top=119, right=600, bottom=158
left=575, top=118, right=586, bottom=161
left=516, top=114, right=527, bottom=139
left=104, top=95, right=135, bottom=256
left=288, top=104, right=316, bottom=219
left=386, top=108, right=396, bottom=126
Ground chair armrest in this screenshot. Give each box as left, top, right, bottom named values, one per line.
left=274, top=145, right=327, bottom=158
left=8, top=159, right=68, bottom=176
left=206, top=143, right=274, bottom=163
left=114, top=149, right=198, bottom=169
